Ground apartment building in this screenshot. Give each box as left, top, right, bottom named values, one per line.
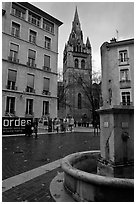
left=99, top=38, right=134, bottom=176
left=100, top=38, right=134, bottom=107
left=2, top=2, right=63, bottom=120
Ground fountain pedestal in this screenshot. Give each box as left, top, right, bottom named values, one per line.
left=97, top=106, right=134, bottom=179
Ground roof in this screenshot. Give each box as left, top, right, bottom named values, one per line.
left=101, top=38, right=134, bottom=50
left=18, top=2, right=63, bottom=26
left=109, top=38, right=134, bottom=47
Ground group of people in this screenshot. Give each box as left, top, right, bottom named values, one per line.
left=25, top=120, right=38, bottom=139
left=52, top=117, right=75, bottom=133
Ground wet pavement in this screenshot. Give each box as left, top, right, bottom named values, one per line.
left=2, top=131, right=100, bottom=202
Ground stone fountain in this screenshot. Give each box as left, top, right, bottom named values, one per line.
left=50, top=39, right=134, bottom=202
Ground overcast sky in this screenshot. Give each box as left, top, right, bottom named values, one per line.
left=31, top=1, right=134, bottom=73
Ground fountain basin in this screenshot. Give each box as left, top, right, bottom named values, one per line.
left=61, top=151, right=134, bottom=202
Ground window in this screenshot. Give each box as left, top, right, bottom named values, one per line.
left=28, top=12, right=40, bottom=27
left=43, top=101, right=49, bottom=115
left=43, top=19, right=54, bottom=33
left=26, top=99, right=33, bottom=115
left=7, top=69, right=17, bottom=90
left=43, top=77, right=50, bottom=95
left=29, top=30, right=36, bottom=44
left=78, top=93, right=82, bottom=109
left=119, top=50, right=128, bottom=63
left=75, top=59, right=79, bottom=68
left=45, top=36, right=51, bottom=49
left=11, top=22, right=20, bottom=38
left=26, top=74, right=34, bottom=93
left=9, top=43, right=19, bottom=62
left=11, top=3, right=26, bottom=19
left=43, top=55, right=50, bottom=70
left=81, top=59, right=85, bottom=69
left=28, top=49, right=36, bottom=67
left=121, top=92, right=130, bottom=105
left=6, top=96, right=15, bottom=114
left=120, top=69, right=129, bottom=81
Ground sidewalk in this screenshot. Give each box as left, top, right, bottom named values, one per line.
left=3, top=126, right=99, bottom=137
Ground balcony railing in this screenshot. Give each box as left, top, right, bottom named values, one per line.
left=6, top=84, right=17, bottom=90
left=42, top=66, right=51, bottom=72
left=28, top=15, right=40, bottom=27
left=27, top=62, right=36, bottom=68
left=8, top=56, right=19, bottom=63
left=25, top=87, right=35, bottom=93
left=120, top=102, right=133, bottom=106
left=11, top=8, right=25, bottom=19
left=120, top=80, right=131, bottom=89
left=42, top=90, right=50, bottom=95
left=118, top=58, right=129, bottom=66
left=5, top=110, right=16, bottom=116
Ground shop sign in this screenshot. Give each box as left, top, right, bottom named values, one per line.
left=2, top=117, right=33, bottom=135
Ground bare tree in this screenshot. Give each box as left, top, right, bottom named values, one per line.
left=58, top=69, right=101, bottom=124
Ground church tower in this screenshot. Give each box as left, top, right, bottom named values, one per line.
left=63, top=7, right=92, bottom=121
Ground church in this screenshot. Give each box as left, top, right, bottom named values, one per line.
left=62, top=7, right=92, bottom=122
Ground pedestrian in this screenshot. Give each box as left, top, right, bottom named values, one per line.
left=56, top=118, right=60, bottom=133
left=25, top=121, right=29, bottom=136
left=69, top=117, right=74, bottom=132
left=27, top=121, right=32, bottom=137
left=33, top=119, right=38, bottom=139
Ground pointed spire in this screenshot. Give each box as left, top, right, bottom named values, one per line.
left=73, top=6, right=80, bottom=24
left=86, top=37, right=91, bottom=48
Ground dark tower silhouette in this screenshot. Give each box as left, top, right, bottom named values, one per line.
left=63, top=7, right=92, bottom=121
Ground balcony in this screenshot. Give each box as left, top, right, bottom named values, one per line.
left=27, top=62, right=36, bottom=68
left=42, top=90, right=50, bottom=95
left=118, top=58, right=129, bottom=66
left=25, top=87, right=35, bottom=93
left=5, top=110, right=16, bottom=117
left=6, top=84, right=17, bottom=90
left=28, top=15, right=40, bottom=27
left=8, top=56, right=19, bottom=63
left=11, top=8, right=25, bottom=19
left=42, top=66, right=51, bottom=72
left=120, top=80, right=131, bottom=89
left=120, top=102, right=133, bottom=106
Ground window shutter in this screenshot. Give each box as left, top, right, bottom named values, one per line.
left=27, top=74, right=34, bottom=88
left=28, top=49, right=36, bottom=59
left=43, top=78, right=49, bottom=91
left=8, top=70, right=17, bottom=82
left=44, top=55, right=50, bottom=68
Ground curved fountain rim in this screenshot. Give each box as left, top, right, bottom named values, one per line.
left=61, top=150, right=134, bottom=188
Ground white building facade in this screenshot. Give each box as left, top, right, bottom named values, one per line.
left=2, top=2, right=62, bottom=120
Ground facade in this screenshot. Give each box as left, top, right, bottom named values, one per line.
left=101, top=38, right=134, bottom=107
left=62, top=7, right=92, bottom=121
left=98, top=38, right=134, bottom=178
left=2, top=2, right=62, bottom=120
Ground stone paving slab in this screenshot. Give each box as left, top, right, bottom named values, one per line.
left=3, top=158, right=62, bottom=192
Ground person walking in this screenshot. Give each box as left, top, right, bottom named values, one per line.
left=33, top=119, right=38, bottom=139
left=69, top=117, right=74, bottom=132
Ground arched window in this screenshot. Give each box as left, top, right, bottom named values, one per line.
left=75, top=59, right=78, bottom=68
left=81, top=59, right=85, bottom=69
left=78, top=93, right=82, bottom=109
